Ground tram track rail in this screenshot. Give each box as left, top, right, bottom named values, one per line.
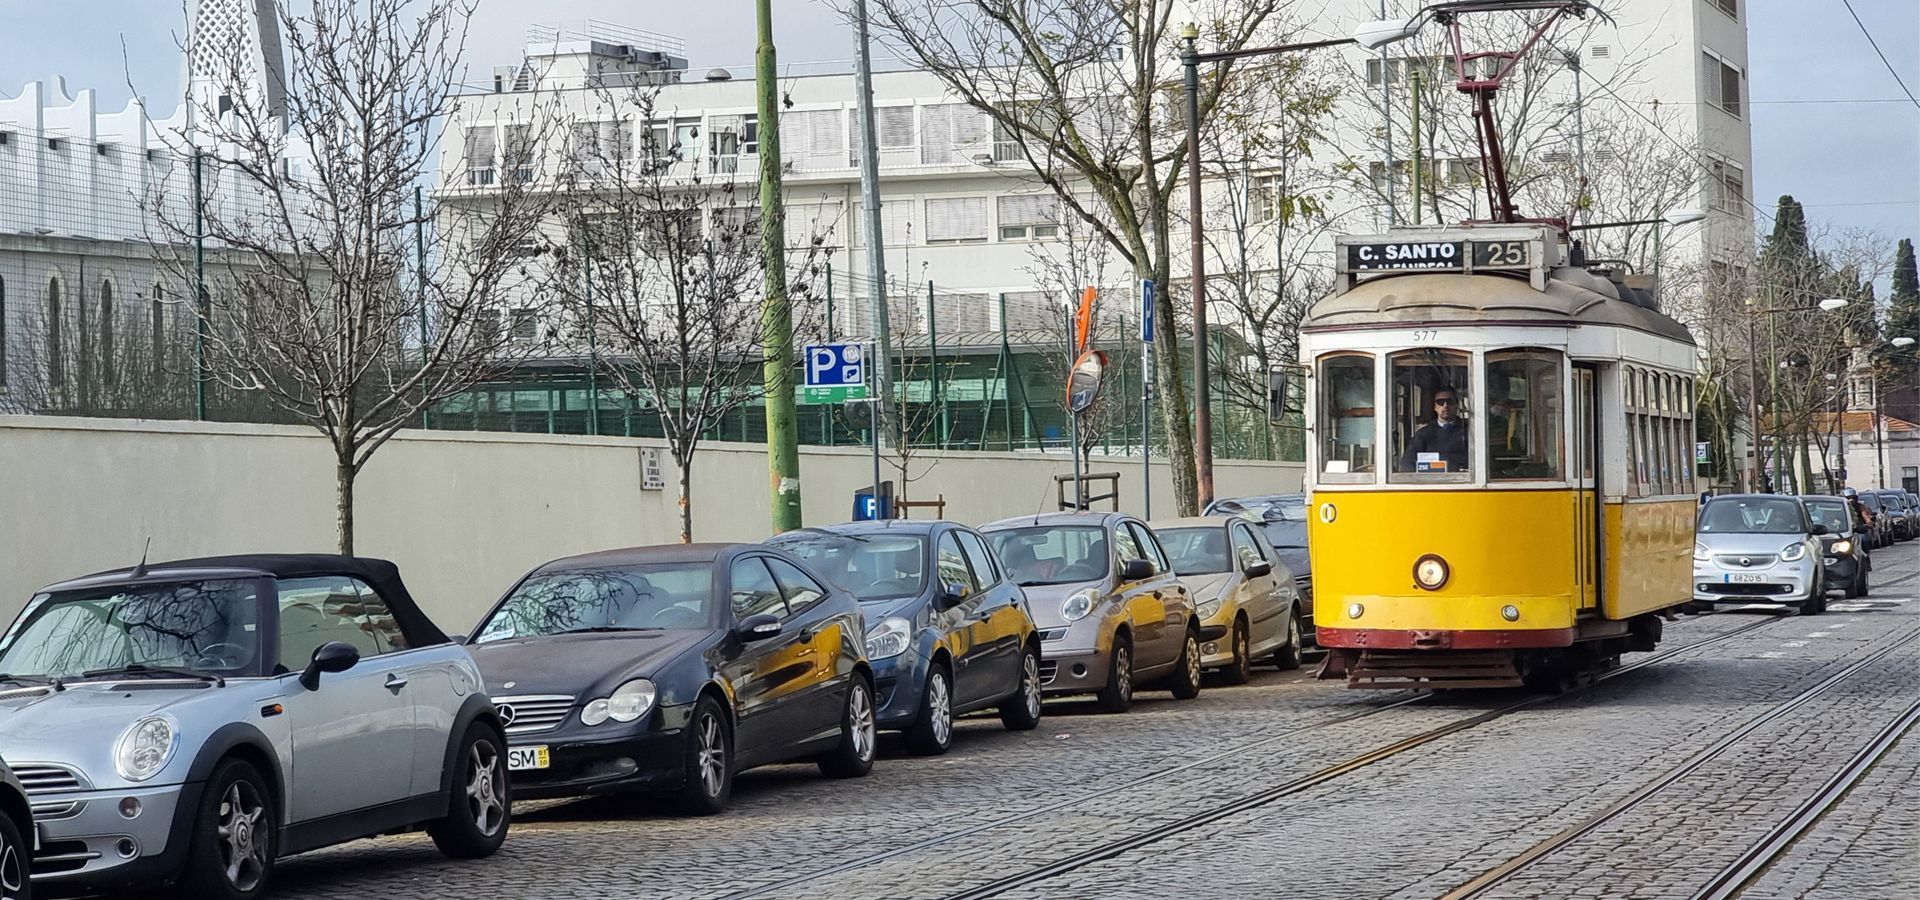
left=870, top=614, right=1779, bottom=900
left=1437, top=622, right=1920, bottom=900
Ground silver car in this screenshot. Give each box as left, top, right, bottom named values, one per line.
left=0, top=554, right=510, bottom=898
left=1694, top=495, right=1830, bottom=614
left=982, top=512, right=1201, bottom=712
left=0, top=757, right=29, bottom=900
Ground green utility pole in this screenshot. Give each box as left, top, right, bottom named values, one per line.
left=416, top=187, right=430, bottom=428
left=582, top=217, right=599, bottom=436
left=756, top=0, right=802, bottom=532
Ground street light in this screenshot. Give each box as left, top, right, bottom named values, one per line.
left=1893, top=337, right=1916, bottom=348
left=1179, top=19, right=1424, bottom=508
left=1567, top=206, right=1708, bottom=278
left=1817, top=297, right=1850, bottom=312
left=1745, top=297, right=1850, bottom=492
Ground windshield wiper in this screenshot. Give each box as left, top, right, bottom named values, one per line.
left=0, top=673, right=62, bottom=691
left=556, top=626, right=659, bottom=635
left=788, top=527, right=870, bottom=543
left=78, top=664, right=224, bottom=686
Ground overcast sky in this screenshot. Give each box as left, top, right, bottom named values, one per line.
left=2, top=0, right=1915, bottom=256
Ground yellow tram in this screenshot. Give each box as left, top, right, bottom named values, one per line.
left=1304, top=224, right=1697, bottom=689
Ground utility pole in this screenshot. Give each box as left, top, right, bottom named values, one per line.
left=756, top=0, right=802, bottom=531
left=1410, top=69, right=1423, bottom=225
left=1380, top=0, right=1397, bottom=225
left=1180, top=28, right=1215, bottom=509
left=416, top=187, right=430, bottom=428
left=852, top=0, right=894, bottom=445
left=1568, top=50, right=1588, bottom=222
left=192, top=151, right=207, bottom=421
left=1745, top=303, right=1762, bottom=492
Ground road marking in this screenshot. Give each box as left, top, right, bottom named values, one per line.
left=1759, top=651, right=1785, bottom=658
left=1781, top=641, right=1808, bottom=648
left=1807, top=632, right=1832, bottom=638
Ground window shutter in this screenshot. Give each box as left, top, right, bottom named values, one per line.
left=997, top=194, right=1060, bottom=228
left=853, top=200, right=916, bottom=247
left=464, top=125, right=496, bottom=168
left=926, top=197, right=987, bottom=242
left=934, top=292, right=991, bottom=332
left=877, top=106, right=915, bottom=149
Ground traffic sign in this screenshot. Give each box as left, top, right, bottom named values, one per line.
left=1140, top=279, right=1154, bottom=342
left=803, top=342, right=870, bottom=405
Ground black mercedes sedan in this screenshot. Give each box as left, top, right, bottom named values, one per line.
left=467, top=543, right=875, bottom=815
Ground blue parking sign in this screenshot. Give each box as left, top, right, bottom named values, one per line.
left=802, top=342, right=869, bottom=404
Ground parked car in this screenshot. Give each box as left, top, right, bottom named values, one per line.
left=1801, top=495, right=1872, bottom=598
left=0, top=758, right=29, bottom=900
left=1855, top=491, right=1893, bottom=548
left=0, top=555, right=508, bottom=899
left=980, top=512, right=1200, bottom=712
left=1203, top=493, right=1315, bottom=644
left=1150, top=516, right=1304, bottom=681
left=1875, top=490, right=1917, bottom=541
left=1694, top=495, right=1829, bottom=614
left=767, top=522, right=1041, bottom=755
left=467, top=543, right=875, bottom=815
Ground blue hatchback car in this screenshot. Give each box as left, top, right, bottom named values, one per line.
left=769, top=521, right=1042, bottom=755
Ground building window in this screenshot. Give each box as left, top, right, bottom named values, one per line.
left=926, top=197, right=988, bottom=243
left=46, top=278, right=63, bottom=388
left=1710, top=159, right=1746, bottom=214
left=997, top=194, right=1060, bottom=241
left=509, top=308, right=538, bottom=343
left=99, top=280, right=115, bottom=388
left=853, top=200, right=916, bottom=248
left=1249, top=175, right=1282, bottom=222
left=502, top=124, right=534, bottom=184
left=1712, top=0, right=1737, bottom=20
left=463, top=125, right=496, bottom=186
left=1702, top=50, right=1743, bottom=118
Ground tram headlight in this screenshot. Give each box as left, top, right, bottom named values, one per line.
left=1693, top=541, right=1710, bottom=561
left=1780, top=542, right=1807, bottom=563
left=1500, top=605, right=1521, bottom=622
left=1412, top=554, right=1450, bottom=591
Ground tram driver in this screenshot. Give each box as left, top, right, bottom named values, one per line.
left=1399, top=386, right=1469, bottom=473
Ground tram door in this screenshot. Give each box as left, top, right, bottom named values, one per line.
left=1574, top=365, right=1600, bottom=612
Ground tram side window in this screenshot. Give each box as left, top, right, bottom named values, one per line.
left=1318, top=354, right=1376, bottom=475
left=1391, top=349, right=1470, bottom=477
left=1485, top=350, right=1563, bottom=480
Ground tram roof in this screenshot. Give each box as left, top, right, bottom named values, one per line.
left=1303, top=267, right=1694, bottom=346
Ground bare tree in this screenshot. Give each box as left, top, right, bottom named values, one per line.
left=146, top=0, right=557, bottom=553
left=865, top=0, right=1304, bottom=515
left=542, top=86, right=831, bottom=542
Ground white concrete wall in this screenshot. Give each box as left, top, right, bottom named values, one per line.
left=0, top=416, right=1301, bottom=630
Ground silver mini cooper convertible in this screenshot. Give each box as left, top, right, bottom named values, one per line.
left=0, top=554, right=511, bottom=899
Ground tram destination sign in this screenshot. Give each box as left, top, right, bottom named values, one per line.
left=1343, top=239, right=1534, bottom=273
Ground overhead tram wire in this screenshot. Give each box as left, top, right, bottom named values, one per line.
left=1838, top=0, right=1920, bottom=111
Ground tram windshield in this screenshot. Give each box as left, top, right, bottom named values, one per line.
left=1485, top=350, right=1563, bottom=480
left=1392, top=350, right=1470, bottom=478
left=1318, top=354, right=1375, bottom=476
left=1698, top=497, right=1806, bottom=535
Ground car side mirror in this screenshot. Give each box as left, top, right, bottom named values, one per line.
left=936, top=584, right=969, bottom=609
left=1244, top=561, right=1273, bottom=578
left=1120, top=559, right=1155, bottom=582
left=300, top=641, right=361, bottom=691
left=1810, top=524, right=1830, bottom=536
left=736, top=613, right=783, bottom=642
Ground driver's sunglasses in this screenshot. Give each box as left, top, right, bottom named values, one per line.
left=1433, top=397, right=1457, bottom=406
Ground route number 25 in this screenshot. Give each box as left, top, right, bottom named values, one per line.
left=1478, top=241, right=1528, bottom=267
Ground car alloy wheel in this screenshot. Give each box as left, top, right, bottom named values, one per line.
left=1021, top=653, right=1042, bottom=719
left=464, top=741, right=508, bottom=838
left=0, top=815, right=23, bottom=900
left=218, top=779, right=270, bottom=893
left=851, top=682, right=876, bottom=764
left=929, top=672, right=953, bottom=747
left=696, top=711, right=727, bottom=798
left=1185, top=635, right=1201, bottom=687
left=1115, top=645, right=1132, bottom=700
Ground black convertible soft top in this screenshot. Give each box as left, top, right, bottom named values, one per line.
left=76, top=553, right=451, bottom=648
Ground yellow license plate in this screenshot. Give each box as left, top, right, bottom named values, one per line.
left=506, top=745, right=550, bottom=771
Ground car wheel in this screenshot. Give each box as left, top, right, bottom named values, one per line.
left=1273, top=610, right=1304, bottom=670
left=1169, top=628, right=1202, bottom=700
left=818, top=675, right=877, bottom=778
left=179, top=758, right=275, bottom=900
left=999, top=645, right=1044, bottom=731
left=905, top=664, right=955, bottom=756
left=1220, top=619, right=1251, bottom=685
left=1859, top=568, right=1871, bottom=598
left=0, top=803, right=29, bottom=900
left=428, top=724, right=511, bottom=859
left=1094, top=637, right=1133, bottom=713
left=673, top=696, right=733, bottom=815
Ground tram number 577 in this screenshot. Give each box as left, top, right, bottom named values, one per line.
left=1473, top=240, right=1531, bottom=268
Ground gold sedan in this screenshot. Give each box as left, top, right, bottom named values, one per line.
left=1150, top=516, right=1303, bottom=682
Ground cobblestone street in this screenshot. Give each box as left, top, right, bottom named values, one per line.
left=198, top=545, right=1920, bottom=900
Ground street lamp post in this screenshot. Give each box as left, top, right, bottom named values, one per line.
left=1743, top=296, right=1849, bottom=492
left=1179, top=20, right=1420, bottom=508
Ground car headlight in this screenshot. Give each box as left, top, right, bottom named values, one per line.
left=1061, top=590, right=1097, bottom=622
left=1694, top=541, right=1710, bottom=561
left=115, top=715, right=178, bottom=782
left=1831, top=539, right=1853, bottom=555
left=864, top=616, right=913, bottom=661
left=606, top=678, right=658, bottom=724
left=1780, top=542, right=1807, bottom=562
left=1196, top=597, right=1222, bottom=620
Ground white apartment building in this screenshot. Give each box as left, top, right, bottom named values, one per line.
left=445, top=3, right=1752, bottom=350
